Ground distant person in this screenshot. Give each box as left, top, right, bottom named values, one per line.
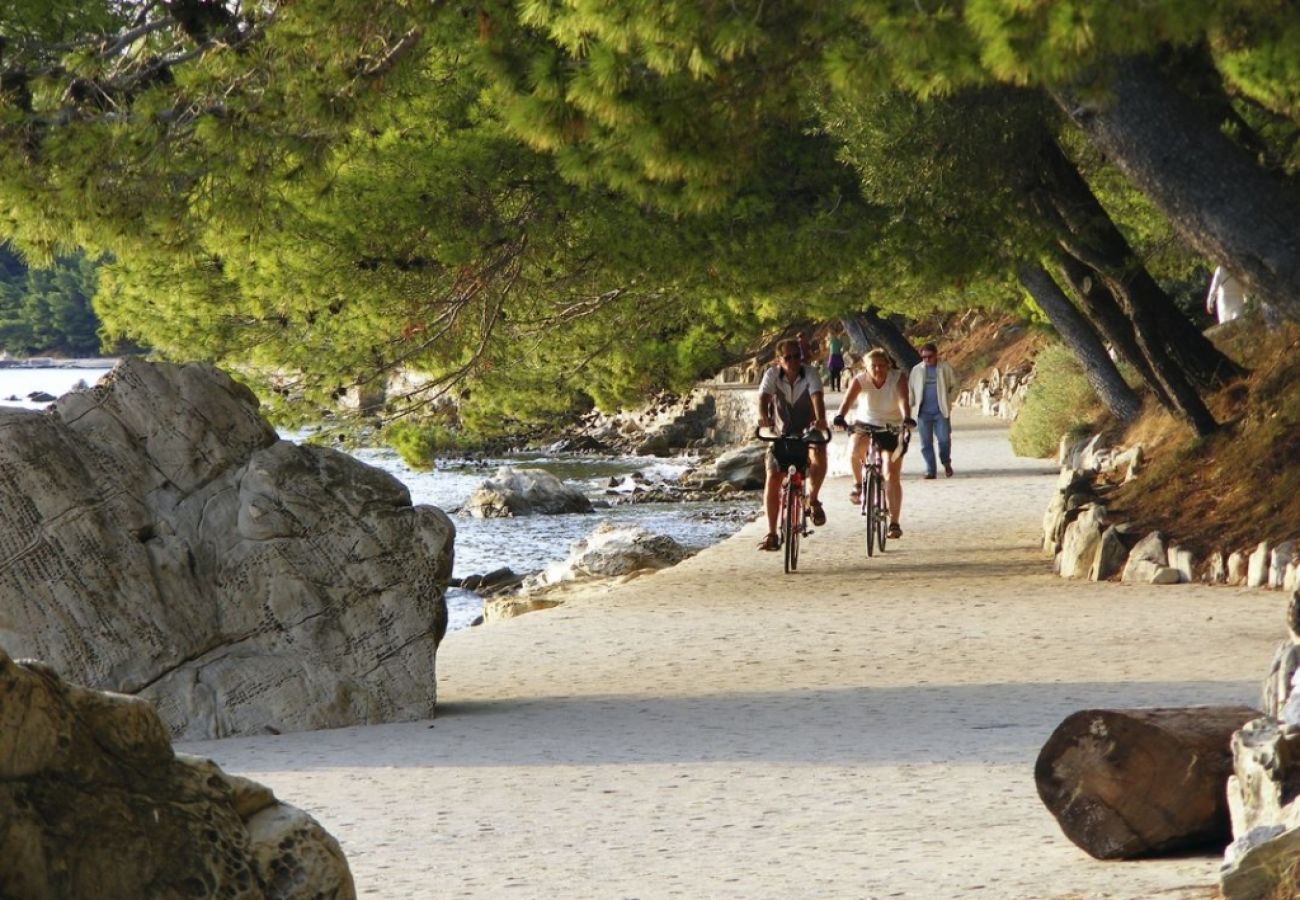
left=797, top=331, right=814, bottom=368
left=756, top=339, right=829, bottom=550
left=825, top=328, right=846, bottom=392
left=1205, top=266, right=1246, bottom=325
left=908, top=342, right=959, bottom=479
left=833, top=348, right=913, bottom=539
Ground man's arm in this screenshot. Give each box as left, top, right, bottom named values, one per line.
left=811, top=391, right=828, bottom=432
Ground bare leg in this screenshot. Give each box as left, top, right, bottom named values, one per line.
left=807, top=446, right=827, bottom=503
left=849, top=433, right=869, bottom=494
left=884, top=449, right=905, bottom=524
left=764, top=467, right=782, bottom=536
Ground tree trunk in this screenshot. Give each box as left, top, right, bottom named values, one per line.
left=1035, top=705, right=1258, bottom=860
left=1017, top=262, right=1142, bottom=423
left=1051, top=250, right=1176, bottom=411
left=843, top=308, right=918, bottom=370
left=1055, top=56, right=1300, bottom=322
left=1036, top=135, right=1241, bottom=392
left=1029, top=137, right=1222, bottom=435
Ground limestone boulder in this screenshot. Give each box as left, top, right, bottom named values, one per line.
left=0, top=359, right=453, bottom=739
left=711, top=444, right=768, bottom=490
left=1090, top=523, right=1137, bottom=582
left=1058, top=504, right=1105, bottom=579
left=1248, top=541, right=1273, bottom=588
left=0, top=648, right=355, bottom=899
left=1120, top=531, right=1180, bottom=585
left=532, top=523, right=691, bottom=586
left=463, top=466, right=594, bottom=517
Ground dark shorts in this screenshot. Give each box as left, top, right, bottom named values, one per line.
left=765, top=438, right=811, bottom=474
left=851, top=424, right=900, bottom=454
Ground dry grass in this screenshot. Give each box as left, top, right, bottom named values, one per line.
left=1102, top=319, right=1300, bottom=560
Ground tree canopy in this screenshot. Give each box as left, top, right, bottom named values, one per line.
left=3, top=1, right=1300, bottom=433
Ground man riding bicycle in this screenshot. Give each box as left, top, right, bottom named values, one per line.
left=833, top=348, right=914, bottom=539
left=756, top=338, right=830, bottom=551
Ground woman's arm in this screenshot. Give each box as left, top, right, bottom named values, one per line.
left=836, top=378, right=860, bottom=421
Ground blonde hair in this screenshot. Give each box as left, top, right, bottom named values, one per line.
left=865, top=348, right=892, bottom=367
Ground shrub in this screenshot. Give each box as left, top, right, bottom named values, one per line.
left=384, top=420, right=486, bottom=469
left=1009, top=342, right=1101, bottom=458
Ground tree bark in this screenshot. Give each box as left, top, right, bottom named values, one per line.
left=842, top=309, right=918, bottom=370
left=1051, top=249, right=1175, bottom=411
left=1036, top=706, right=1259, bottom=860
left=1027, top=136, right=1223, bottom=435
left=1054, top=55, right=1300, bottom=322
left=1017, top=262, right=1142, bottom=423
left=1035, top=135, right=1241, bottom=392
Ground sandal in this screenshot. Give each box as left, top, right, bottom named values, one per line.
left=810, top=500, right=826, bottom=526
left=757, top=533, right=780, bottom=551
left=887, top=522, right=903, bottom=539
left=849, top=485, right=862, bottom=504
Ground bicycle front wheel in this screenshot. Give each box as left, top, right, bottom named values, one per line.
left=784, top=477, right=800, bottom=573
left=864, top=467, right=877, bottom=557
left=874, top=472, right=889, bottom=553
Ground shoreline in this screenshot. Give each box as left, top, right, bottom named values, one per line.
left=181, top=409, right=1281, bottom=899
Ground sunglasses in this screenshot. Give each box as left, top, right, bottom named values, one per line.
left=781, top=353, right=802, bottom=360
left=920, top=353, right=935, bottom=359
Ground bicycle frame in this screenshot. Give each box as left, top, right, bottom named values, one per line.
left=755, top=426, right=831, bottom=573
left=851, top=424, right=901, bottom=558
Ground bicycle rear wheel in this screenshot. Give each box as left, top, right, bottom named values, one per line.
left=874, top=472, right=889, bottom=553
left=783, top=476, right=800, bottom=573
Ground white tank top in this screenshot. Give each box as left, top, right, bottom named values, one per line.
left=850, top=369, right=903, bottom=426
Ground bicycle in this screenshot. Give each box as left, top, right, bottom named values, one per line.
left=845, top=422, right=909, bottom=557
left=755, top=425, right=832, bottom=573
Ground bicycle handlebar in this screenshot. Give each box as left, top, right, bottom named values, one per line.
left=754, top=425, right=832, bottom=445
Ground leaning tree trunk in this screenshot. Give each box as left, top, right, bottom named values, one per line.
left=1029, top=137, right=1222, bottom=435
left=1037, top=134, right=1242, bottom=392
left=843, top=308, right=918, bottom=370
left=1018, top=262, right=1143, bottom=423
left=1036, top=706, right=1258, bottom=860
left=1052, top=250, right=1175, bottom=411
left=1054, top=55, right=1300, bottom=322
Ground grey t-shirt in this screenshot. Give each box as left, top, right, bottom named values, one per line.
left=759, top=365, right=823, bottom=435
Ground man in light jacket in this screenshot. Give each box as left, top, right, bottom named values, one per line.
left=908, top=342, right=959, bottom=479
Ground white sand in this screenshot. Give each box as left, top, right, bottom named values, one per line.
left=182, top=410, right=1282, bottom=899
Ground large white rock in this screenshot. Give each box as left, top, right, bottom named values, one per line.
left=1058, top=504, right=1105, bottom=579
left=463, top=466, right=594, bottom=517
left=1248, top=541, right=1273, bottom=588
left=0, top=359, right=453, bottom=739
left=712, top=444, right=768, bottom=490
left=528, top=523, right=692, bottom=589
left=1120, top=531, right=1180, bottom=585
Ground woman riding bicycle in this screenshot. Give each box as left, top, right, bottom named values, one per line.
left=833, top=348, right=914, bottom=540
left=756, top=338, right=830, bottom=551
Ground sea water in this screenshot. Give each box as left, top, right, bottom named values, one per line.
left=2, top=366, right=753, bottom=632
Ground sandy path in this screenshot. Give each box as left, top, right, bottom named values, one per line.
left=182, top=410, right=1284, bottom=899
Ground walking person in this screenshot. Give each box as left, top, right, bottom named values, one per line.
left=908, top=342, right=959, bottom=479
left=756, top=338, right=830, bottom=550
left=825, top=328, right=846, bottom=392
left=833, top=348, right=913, bottom=539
